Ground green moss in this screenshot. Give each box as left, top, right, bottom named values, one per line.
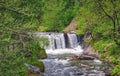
left=100, top=54, right=106, bottom=59
left=38, top=26, right=48, bottom=32
left=25, top=56, right=45, bottom=72
left=32, top=60, right=45, bottom=72
left=39, top=48, right=47, bottom=59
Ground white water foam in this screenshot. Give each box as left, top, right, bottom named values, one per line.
left=45, top=45, right=83, bottom=55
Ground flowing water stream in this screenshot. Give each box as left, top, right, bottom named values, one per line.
left=36, top=32, right=111, bottom=76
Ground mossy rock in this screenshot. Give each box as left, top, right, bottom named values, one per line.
left=25, top=55, right=45, bottom=72
left=32, top=60, right=45, bottom=72
left=39, top=48, right=47, bottom=59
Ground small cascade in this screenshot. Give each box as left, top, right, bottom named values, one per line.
left=60, top=34, right=66, bottom=49
left=35, top=32, right=81, bottom=49
left=67, top=33, right=78, bottom=48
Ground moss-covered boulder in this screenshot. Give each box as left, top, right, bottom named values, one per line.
left=31, top=60, right=45, bottom=72
left=26, top=57, right=45, bottom=73
left=39, top=48, right=47, bottom=59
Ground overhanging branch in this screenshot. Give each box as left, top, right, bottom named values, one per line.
left=0, top=3, right=36, bottom=17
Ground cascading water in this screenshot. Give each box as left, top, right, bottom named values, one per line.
left=35, top=32, right=110, bottom=76
left=67, top=33, right=78, bottom=48
left=35, top=32, right=81, bottom=49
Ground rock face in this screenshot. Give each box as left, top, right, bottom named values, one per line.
left=81, top=42, right=100, bottom=59
left=63, top=19, right=78, bottom=33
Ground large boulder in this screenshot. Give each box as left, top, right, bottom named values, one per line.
left=24, top=63, right=40, bottom=73
left=24, top=60, right=45, bottom=73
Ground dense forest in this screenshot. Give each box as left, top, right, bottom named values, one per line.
left=0, top=0, right=120, bottom=76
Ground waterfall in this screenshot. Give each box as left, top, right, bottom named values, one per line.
left=36, top=32, right=109, bottom=76
left=35, top=32, right=81, bottom=49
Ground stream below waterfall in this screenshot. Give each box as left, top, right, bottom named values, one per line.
left=35, top=32, right=111, bottom=76
left=41, top=48, right=111, bottom=76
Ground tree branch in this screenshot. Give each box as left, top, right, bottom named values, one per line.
left=111, top=0, right=120, bottom=26
left=98, top=1, right=120, bottom=45
left=98, top=1, right=113, bottom=21
left=0, top=3, right=36, bottom=17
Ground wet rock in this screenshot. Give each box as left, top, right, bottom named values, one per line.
left=94, top=66, right=100, bottom=70
left=82, top=44, right=100, bottom=59
left=24, top=63, right=40, bottom=74
left=83, top=51, right=100, bottom=59
left=78, top=54, right=95, bottom=60
left=79, top=63, right=89, bottom=67
left=75, top=72, right=84, bottom=75
left=90, top=66, right=95, bottom=69
left=41, top=47, right=111, bottom=76
left=93, top=59, right=102, bottom=64
left=70, top=52, right=100, bottom=61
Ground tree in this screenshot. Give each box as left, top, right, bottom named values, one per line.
left=76, top=0, right=120, bottom=75
left=76, top=0, right=120, bottom=45
left=0, top=0, right=43, bottom=75
left=39, top=0, right=80, bottom=32
left=97, top=0, right=120, bottom=45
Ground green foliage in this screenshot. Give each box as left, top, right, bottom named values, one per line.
left=39, top=0, right=80, bottom=32
left=31, top=60, right=45, bottom=72
left=1, top=0, right=120, bottom=75
left=0, top=36, right=47, bottom=76
left=92, top=39, right=120, bottom=75
left=108, top=44, right=120, bottom=56
left=25, top=56, right=45, bottom=72
left=27, top=39, right=41, bottom=58
left=39, top=37, right=49, bottom=48
left=93, top=40, right=108, bottom=53
left=112, top=65, right=120, bottom=76
left=76, top=0, right=120, bottom=75
left=38, top=26, right=48, bottom=32
left=0, top=50, right=28, bottom=76
left=0, top=0, right=46, bottom=75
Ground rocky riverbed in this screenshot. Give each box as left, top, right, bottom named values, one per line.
left=41, top=49, right=111, bottom=76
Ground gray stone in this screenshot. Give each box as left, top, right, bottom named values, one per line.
left=24, top=63, right=40, bottom=73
